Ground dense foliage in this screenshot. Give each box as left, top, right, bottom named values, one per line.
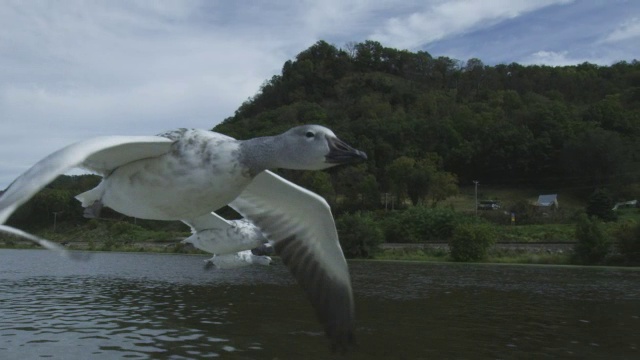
left=586, top=189, right=617, bottom=221
left=380, top=207, right=463, bottom=243
left=216, top=40, right=640, bottom=198
left=449, top=223, right=497, bottom=262
left=336, top=212, right=384, bottom=258
left=573, top=213, right=611, bottom=264
left=614, top=220, right=640, bottom=264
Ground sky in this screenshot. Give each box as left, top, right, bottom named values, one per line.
left=1, top=0, right=639, bottom=188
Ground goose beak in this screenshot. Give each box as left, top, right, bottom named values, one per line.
left=325, top=136, right=368, bottom=164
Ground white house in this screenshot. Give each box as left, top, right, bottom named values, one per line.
left=536, top=194, right=559, bottom=209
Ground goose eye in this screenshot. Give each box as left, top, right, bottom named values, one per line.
left=305, top=131, right=315, bottom=138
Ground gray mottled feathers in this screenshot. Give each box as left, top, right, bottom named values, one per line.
left=274, top=235, right=355, bottom=352
left=204, top=249, right=271, bottom=269
left=230, top=170, right=355, bottom=351
left=182, top=212, right=267, bottom=255
left=156, top=128, right=189, bottom=140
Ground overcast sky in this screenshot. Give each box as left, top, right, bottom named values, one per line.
left=1, top=0, right=639, bottom=188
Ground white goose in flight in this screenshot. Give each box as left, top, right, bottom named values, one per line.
left=183, top=212, right=272, bottom=268
left=0, top=124, right=366, bottom=350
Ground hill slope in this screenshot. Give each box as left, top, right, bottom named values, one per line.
left=215, top=40, right=640, bottom=204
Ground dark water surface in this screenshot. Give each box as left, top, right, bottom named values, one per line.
left=0, top=249, right=638, bottom=359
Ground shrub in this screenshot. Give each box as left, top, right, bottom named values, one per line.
left=380, top=206, right=466, bottom=243
left=586, top=189, right=617, bottom=222
left=614, top=220, right=640, bottom=264
left=110, top=221, right=143, bottom=236
left=86, top=219, right=101, bottom=230
left=101, top=237, right=121, bottom=251
left=508, top=199, right=539, bottom=225
left=380, top=211, right=415, bottom=243
left=449, top=223, right=497, bottom=262
left=3, top=238, right=16, bottom=247
left=336, top=212, right=384, bottom=258
left=573, top=213, right=611, bottom=264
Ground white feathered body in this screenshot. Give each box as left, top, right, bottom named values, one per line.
left=205, top=250, right=272, bottom=269
left=76, top=129, right=252, bottom=221
left=0, top=124, right=363, bottom=349
left=183, top=219, right=266, bottom=254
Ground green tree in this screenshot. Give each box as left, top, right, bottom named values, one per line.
left=573, top=213, right=611, bottom=264
left=583, top=95, right=635, bottom=134
left=449, top=223, right=496, bottom=262
left=586, top=189, right=618, bottom=221
left=429, top=171, right=459, bottom=206
left=297, top=171, right=335, bottom=205
left=381, top=206, right=466, bottom=243
left=387, top=156, right=438, bottom=206
left=406, top=165, right=432, bottom=206
left=333, top=165, right=380, bottom=211
left=562, top=129, right=630, bottom=188
left=336, top=212, right=384, bottom=258
left=386, top=156, right=415, bottom=206
left=614, top=220, right=640, bottom=264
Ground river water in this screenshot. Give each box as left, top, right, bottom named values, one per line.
left=0, top=249, right=638, bottom=359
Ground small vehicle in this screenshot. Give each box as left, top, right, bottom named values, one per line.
left=478, top=200, right=500, bottom=210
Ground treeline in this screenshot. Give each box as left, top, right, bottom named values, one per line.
left=215, top=40, right=640, bottom=204
left=4, top=40, right=640, bottom=263
left=7, top=40, right=640, bottom=220
left=6, top=175, right=100, bottom=229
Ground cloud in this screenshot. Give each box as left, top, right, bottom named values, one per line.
left=370, top=0, right=574, bottom=49
left=0, top=0, right=638, bottom=187
left=0, top=1, right=292, bottom=186
left=518, top=50, right=584, bottom=66
left=300, top=0, right=403, bottom=39
left=601, top=17, right=640, bottom=43
left=0, top=4, right=268, bottom=126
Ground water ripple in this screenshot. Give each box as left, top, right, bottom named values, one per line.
left=0, top=250, right=291, bottom=359
left=1, top=250, right=639, bottom=359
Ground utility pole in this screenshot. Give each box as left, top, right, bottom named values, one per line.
left=52, top=211, right=62, bottom=232
left=473, top=180, right=479, bottom=216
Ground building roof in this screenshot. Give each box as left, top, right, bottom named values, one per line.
left=537, top=194, right=558, bottom=206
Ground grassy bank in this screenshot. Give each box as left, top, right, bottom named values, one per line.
left=2, top=188, right=638, bottom=267
left=2, top=238, right=636, bottom=267
left=0, top=220, right=195, bottom=254
left=374, top=247, right=572, bottom=265
left=0, top=238, right=199, bottom=254
left=2, top=240, right=572, bottom=266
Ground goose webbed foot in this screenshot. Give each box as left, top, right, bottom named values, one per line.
left=204, top=258, right=216, bottom=270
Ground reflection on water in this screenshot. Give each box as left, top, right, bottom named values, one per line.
left=352, top=262, right=639, bottom=359
left=3, top=277, right=254, bottom=358
left=0, top=249, right=639, bottom=359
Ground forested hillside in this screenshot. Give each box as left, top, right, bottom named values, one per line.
left=215, top=40, right=640, bottom=206
left=4, top=40, right=640, bottom=251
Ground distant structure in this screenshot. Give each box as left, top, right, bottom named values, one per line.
left=536, top=194, right=559, bottom=209
left=613, top=200, right=638, bottom=210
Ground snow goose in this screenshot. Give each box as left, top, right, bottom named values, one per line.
left=204, top=249, right=272, bottom=269
left=0, top=124, right=365, bottom=350
left=182, top=212, right=272, bottom=268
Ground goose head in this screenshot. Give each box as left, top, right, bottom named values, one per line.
left=277, top=125, right=367, bottom=170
